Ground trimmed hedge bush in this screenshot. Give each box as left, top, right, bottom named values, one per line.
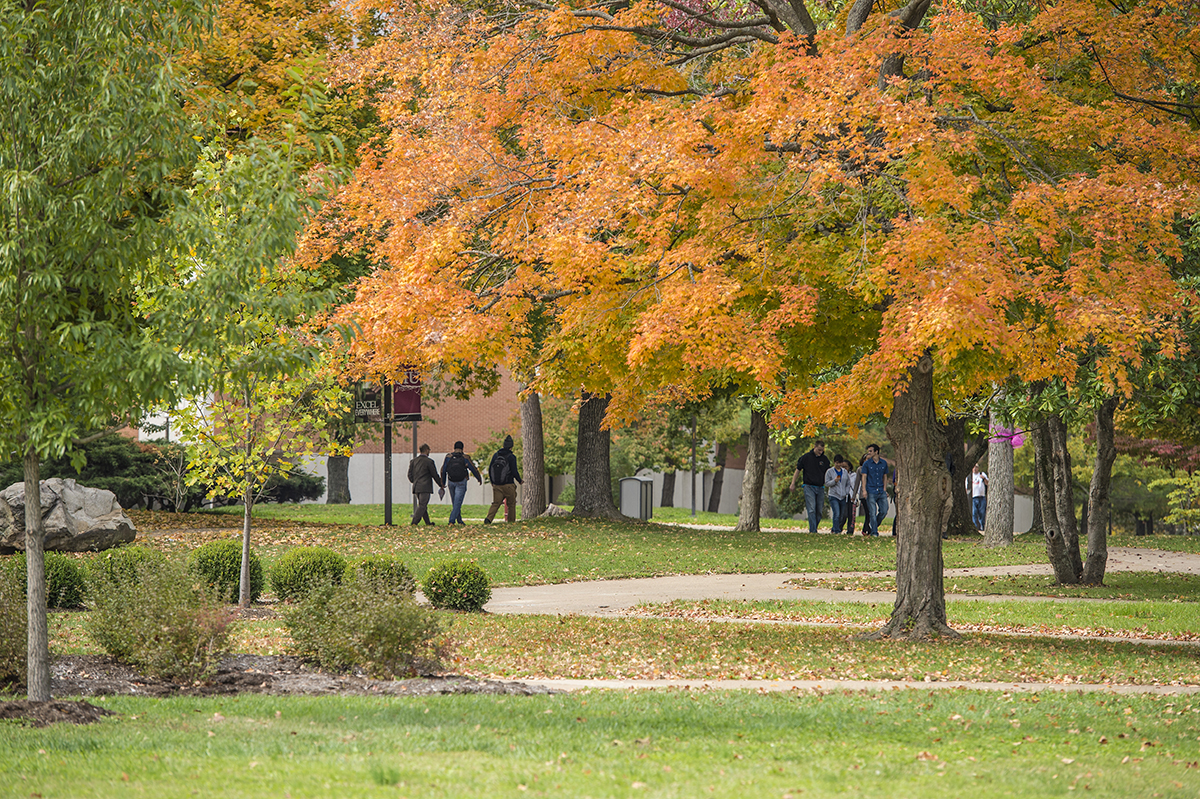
left=88, top=545, right=166, bottom=585
left=283, top=580, right=443, bottom=678
left=423, top=559, right=491, bottom=612
left=188, top=538, right=264, bottom=604
left=85, top=558, right=235, bottom=682
left=0, top=565, right=26, bottom=688
left=3, top=552, right=87, bottom=608
left=270, top=546, right=347, bottom=601
left=344, top=554, right=416, bottom=596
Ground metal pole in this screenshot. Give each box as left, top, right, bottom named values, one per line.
left=412, top=420, right=419, bottom=514
left=383, top=381, right=392, bottom=525
left=690, top=414, right=697, bottom=517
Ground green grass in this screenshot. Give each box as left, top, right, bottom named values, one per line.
left=2, top=691, right=1197, bottom=798
left=784, top=572, right=1200, bottom=602
left=634, top=598, right=1200, bottom=641
left=444, top=614, right=1200, bottom=684
left=131, top=512, right=1044, bottom=588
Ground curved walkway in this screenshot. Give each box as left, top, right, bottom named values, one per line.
left=484, top=547, right=1200, bottom=695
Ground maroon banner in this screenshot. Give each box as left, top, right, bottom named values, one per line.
left=393, top=369, right=422, bottom=422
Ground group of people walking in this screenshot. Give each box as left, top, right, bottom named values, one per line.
left=406, top=436, right=523, bottom=526
left=789, top=441, right=895, bottom=536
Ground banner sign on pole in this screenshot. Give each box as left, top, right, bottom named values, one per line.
left=393, top=368, right=422, bottom=422
left=354, top=383, right=383, bottom=423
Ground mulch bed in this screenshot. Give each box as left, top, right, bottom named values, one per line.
left=1, top=654, right=554, bottom=727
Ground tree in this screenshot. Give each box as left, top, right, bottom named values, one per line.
left=312, top=0, right=1196, bottom=638
left=150, top=146, right=350, bottom=606
left=0, top=0, right=212, bottom=701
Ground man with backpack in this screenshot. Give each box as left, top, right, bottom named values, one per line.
left=440, top=440, right=483, bottom=526
left=484, top=435, right=522, bottom=524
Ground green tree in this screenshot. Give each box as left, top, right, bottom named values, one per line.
left=0, top=0, right=210, bottom=701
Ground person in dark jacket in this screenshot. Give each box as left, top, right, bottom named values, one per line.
left=408, top=443, right=444, bottom=525
left=789, top=441, right=830, bottom=534
left=483, top=435, right=522, bottom=524
left=440, top=440, right=483, bottom=526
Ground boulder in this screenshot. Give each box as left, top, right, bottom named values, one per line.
left=0, top=478, right=136, bottom=553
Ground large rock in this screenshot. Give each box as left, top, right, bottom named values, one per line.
left=0, top=478, right=136, bottom=553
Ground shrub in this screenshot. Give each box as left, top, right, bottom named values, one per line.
left=261, top=465, right=325, bottom=504
left=423, top=559, right=491, bottom=612
left=4, top=552, right=87, bottom=608
left=85, top=558, right=235, bottom=682
left=0, top=565, right=26, bottom=688
left=283, top=580, right=443, bottom=678
left=345, top=554, right=416, bottom=596
left=88, top=545, right=166, bottom=585
left=188, top=538, right=264, bottom=604
left=270, top=546, right=346, bottom=601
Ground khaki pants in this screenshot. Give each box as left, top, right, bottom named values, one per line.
left=486, top=483, right=518, bottom=523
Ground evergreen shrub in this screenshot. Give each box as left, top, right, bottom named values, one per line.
left=270, top=546, right=346, bottom=601
left=423, top=559, right=491, bottom=612
left=344, top=554, right=416, bottom=595
left=188, top=538, right=263, bottom=603
left=0, top=565, right=26, bottom=688
left=4, top=552, right=87, bottom=608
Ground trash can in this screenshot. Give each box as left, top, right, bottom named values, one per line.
left=619, top=476, right=653, bottom=521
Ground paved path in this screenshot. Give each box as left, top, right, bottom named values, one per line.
left=483, top=547, right=1200, bottom=695
left=485, top=547, right=1200, bottom=616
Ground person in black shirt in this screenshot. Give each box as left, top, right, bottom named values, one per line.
left=789, top=441, right=830, bottom=534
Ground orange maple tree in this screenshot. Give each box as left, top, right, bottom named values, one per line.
left=305, top=0, right=1199, bottom=638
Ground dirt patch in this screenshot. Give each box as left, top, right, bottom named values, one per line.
left=0, top=654, right=554, bottom=727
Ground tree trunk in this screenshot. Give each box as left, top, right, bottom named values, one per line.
left=707, top=442, right=727, bottom=513
left=573, top=391, right=621, bottom=518
left=760, top=436, right=781, bottom=519
left=983, top=406, right=1015, bottom=548
left=326, top=454, right=351, bottom=504
left=1081, top=397, right=1118, bottom=584
left=520, top=389, right=547, bottom=519
left=735, top=409, right=768, bottom=532
left=24, top=448, right=50, bottom=701
left=941, top=416, right=978, bottom=537
left=660, top=470, right=676, bottom=508
left=240, top=488, right=254, bottom=607
left=1029, top=461, right=1045, bottom=536
left=1034, top=414, right=1082, bottom=584
left=867, top=354, right=957, bottom=640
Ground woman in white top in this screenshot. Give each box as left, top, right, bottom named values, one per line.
left=825, top=456, right=855, bottom=534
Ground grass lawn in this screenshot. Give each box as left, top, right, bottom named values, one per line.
left=3, top=691, right=1198, bottom=798
left=634, top=598, right=1200, bottom=642
left=785, top=572, right=1200, bottom=602
left=130, top=511, right=1052, bottom=588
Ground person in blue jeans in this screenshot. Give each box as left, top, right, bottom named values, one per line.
left=857, top=444, right=892, bottom=536
left=789, top=440, right=830, bottom=534
left=440, top=441, right=483, bottom=525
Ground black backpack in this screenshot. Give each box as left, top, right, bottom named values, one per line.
left=488, top=452, right=511, bottom=484
left=446, top=452, right=470, bottom=482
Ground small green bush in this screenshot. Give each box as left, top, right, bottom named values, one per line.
left=270, top=546, right=347, bottom=601
left=4, top=552, right=87, bottom=608
left=423, top=559, right=492, bottom=612
left=88, top=545, right=166, bottom=585
left=188, top=538, right=263, bottom=604
left=0, top=565, right=26, bottom=689
left=283, top=580, right=443, bottom=678
left=85, top=558, right=235, bottom=682
left=345, top=554, right=416, bottom=596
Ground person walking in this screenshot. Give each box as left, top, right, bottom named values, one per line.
left=824, top=455, right=854, bottom=534
left=484, top=435, right=522, bottom=524
left=789, top=440, right=830, bottom=534
left=441, top=441, right=483, bottom=526
left=970, top=464, right=989, bottom=533
left=407, top=443, right=443, bottom=526
left=845, top=461, right=861, bottom=536
left=857, top=444, right=892, bottom=536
